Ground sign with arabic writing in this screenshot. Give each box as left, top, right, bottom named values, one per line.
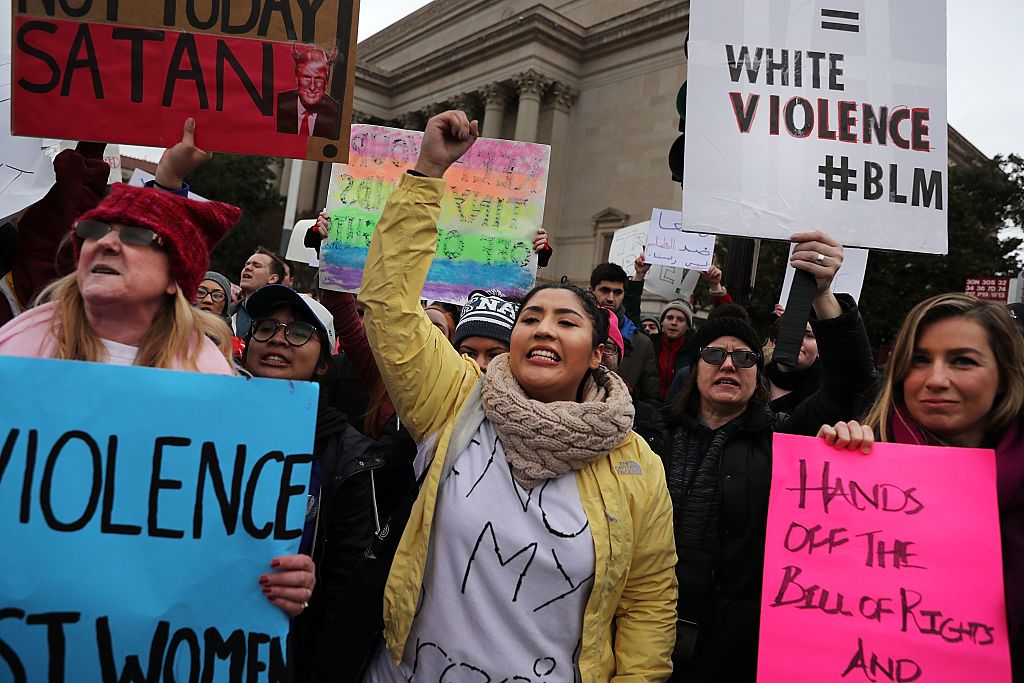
left=644, top=209, right=716, bottom=270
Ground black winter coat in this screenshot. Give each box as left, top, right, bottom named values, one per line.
left=290, top=407, right=416, bottom=682
left=650, top=297, right=876, bottom=683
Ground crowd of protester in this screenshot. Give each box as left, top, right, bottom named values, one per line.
left=0, top=110, right=1021, bottom=682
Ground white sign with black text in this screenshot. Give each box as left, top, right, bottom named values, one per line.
left=682, top=0, right=948, bottom=254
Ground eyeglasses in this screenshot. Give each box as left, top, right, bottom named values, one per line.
left=699, top=346, right=760, bottom=369
left=251, top=318, right=317, bottom=347
left=75, top=219, right=165, bottom=248
left=196, top=286, right=226, bottom=303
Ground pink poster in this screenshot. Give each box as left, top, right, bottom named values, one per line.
left=758, top=434, right=1011, bottom=682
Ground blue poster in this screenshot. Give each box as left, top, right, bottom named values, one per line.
left=0, top=357, right=318, bottom=682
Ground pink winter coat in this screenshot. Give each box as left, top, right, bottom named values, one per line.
left=0, top=302, right=233, bottom=374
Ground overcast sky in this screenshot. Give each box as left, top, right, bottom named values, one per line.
left=3, top=0, right=1020, bottom=159
left=360, top=0, right=1024, bottom=159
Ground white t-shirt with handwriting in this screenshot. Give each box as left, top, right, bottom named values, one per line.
left=366, top=419, right=595, bottom=682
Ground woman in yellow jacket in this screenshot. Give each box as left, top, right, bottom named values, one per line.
left=360, top=111, right=677, bottom=681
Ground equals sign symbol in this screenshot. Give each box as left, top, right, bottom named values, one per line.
left=821, top=8, right=860, bottom=32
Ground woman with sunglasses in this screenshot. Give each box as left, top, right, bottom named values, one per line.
left=360, top=111, right=676, bottom=682
left=242, top=284, right=413, bottom=680
left=661, top=233, right=876, bottom=683
left=0, top=183, right=240, bottom=371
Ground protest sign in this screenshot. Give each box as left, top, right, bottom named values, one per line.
left=319, top=124, right=549, bottom=303
left=0, top=357, right=318, bottom=682
left=49, top=140, right=122, bottom=184
left=682, top=1, right=948, bottom=254
left=759, top=434, right=1011, bottom=682
left=609, top=222, right=649, bottom=277
left=11, top=1, right=358, bottom=162
left=608, top=222, right=702, bottom=301
left=646, top=266, right=701, bottom=302
left=965, top=277, right=1011, bottom=303
left=645, top=208, right=715, bottom=270
left=779, top=245, right=869, bottom=304
left=1, top=51, right=55, bottom=223
left=285, top=218, right=319, bottom=266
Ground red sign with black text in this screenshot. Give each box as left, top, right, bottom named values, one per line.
left=11, top=1, right=357, bottom=162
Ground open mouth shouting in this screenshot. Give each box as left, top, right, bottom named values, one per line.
left=526, top=345, right=561, bottom=365
left=91, top=264, right=121, bottom=276
left=258, top=352, right=290, bottom=368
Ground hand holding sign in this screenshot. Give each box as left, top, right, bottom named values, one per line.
left=260, top=554, right=316, bottom=617
left=634, top=247, right=651, bottom=281
left=155, top=118, right=213, bottom=190
left=816, top=420, right=875, bottom=454
left=414, top=111, right=480, bottom=179
left=790, top=231, right=845, bottom=295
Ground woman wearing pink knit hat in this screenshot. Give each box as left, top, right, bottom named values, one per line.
left=0, top=121, right=240, bottom=373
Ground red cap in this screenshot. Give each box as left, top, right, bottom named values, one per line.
left=75, top=184, right=241, bottom=300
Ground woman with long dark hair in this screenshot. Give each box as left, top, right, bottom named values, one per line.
left=360, top=111, right=678, bottom=682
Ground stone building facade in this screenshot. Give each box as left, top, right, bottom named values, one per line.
left=283, top=0, right=986, bottom=287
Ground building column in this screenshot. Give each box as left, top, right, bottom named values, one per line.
left=451, top=92, right=481, bottom=123
left=513, top=69, right=550, bottom=142
left=481, top=83, right=509, bottom=139
left=542, top=82, right=579, bottom=272
left=396, top=111, right=423, bottom=131
left=420, top=102, right=447, bottom=122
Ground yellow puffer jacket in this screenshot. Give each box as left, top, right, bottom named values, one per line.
left=360, top=173, right=678, bottom=681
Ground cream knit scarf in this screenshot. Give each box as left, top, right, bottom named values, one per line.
left=480, top=354, right=635, bottom=490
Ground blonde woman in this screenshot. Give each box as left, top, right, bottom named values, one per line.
left=0, top=183, right=239, bottom=372
left=833, top=293, right=1024, bottom=679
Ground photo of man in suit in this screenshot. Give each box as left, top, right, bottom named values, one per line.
left=277, top=45, right=343, bottom=139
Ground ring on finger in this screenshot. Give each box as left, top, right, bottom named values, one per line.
left=815, top=253, right=825, bottom=266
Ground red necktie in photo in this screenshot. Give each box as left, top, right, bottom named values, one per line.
left=299, top=111, right=311, bottom=136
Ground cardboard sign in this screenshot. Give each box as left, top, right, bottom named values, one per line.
left=11, top=1, right=358, bottom=162
left=759, top=434, right=1011, bottom=682
left=1, top=51, right=56, bottom=223
left=0, top=357, right=318, bottom=682
left=965, top=277, right=1011, bottom=303
left=779, top=245, right=869, bottom=304
left=682, top=1, right=948, bottom=254
left=608, top=222, right=649, bottom=277
left=645, top=208, right=716, bottom=270
left=319, top=124, right=549, bottom=303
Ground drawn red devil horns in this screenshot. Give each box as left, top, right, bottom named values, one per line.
left=291, top=43, right=339, bottom=66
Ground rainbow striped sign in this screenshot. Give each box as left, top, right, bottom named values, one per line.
left=319, top=125, right=550, bottom=303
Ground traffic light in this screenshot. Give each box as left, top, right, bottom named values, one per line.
left=668, top=33, right=688, bottom=185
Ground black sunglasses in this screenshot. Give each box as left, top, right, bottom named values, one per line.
left=196, top=286, right=226, bottom=302
left=251, top=318, right=317, bottom=347
left=699, top=346, right=760, bottom=369
left=75, top=219, right=164, bottom=248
